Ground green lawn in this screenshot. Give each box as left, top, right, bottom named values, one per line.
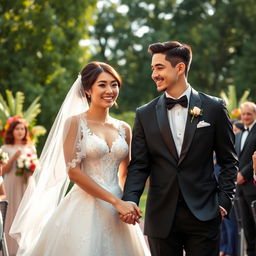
left=139, top=186, right=148, bottom=219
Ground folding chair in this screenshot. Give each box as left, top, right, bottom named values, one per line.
left=251, top=200, right=256, bottom=225
left=0, top=200, right=9, bottom=256
left=233, top=197, right=245, bottom=256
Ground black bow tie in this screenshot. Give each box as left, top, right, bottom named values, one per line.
left=243, top=127, right=249, bottom=132
left=165, top=95, right=188, bottom=110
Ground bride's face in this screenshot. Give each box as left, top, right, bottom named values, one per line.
left=88, top=72, right=119, bottom=109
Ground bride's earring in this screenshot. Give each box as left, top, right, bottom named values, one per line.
left=85, top=93, right=91, bottom=104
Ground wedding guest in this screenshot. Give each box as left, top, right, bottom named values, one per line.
left=1, top=119, right=36, bottom=256
left=235, top=101, right=256, bottom=256
left=219, top=120, right=241, bottom=256
left=232, top=120, right=243, bottom=135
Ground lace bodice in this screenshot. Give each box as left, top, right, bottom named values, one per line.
left=71, top=118, right=129, bottom=189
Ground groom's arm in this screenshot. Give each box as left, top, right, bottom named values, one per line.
left=122, top=108, right=151, bottom=205
left=214, top=99, right=239, bottom=215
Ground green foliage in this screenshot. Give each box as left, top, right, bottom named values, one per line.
left=1, top=0, right=256, bottom=151
left=220, top=85, right=250, bottom=119
left=0, top=0, right=97, bottom=150
left=89, top=0, right=256, bottom=113
left=110, top=111, right=135, bottom=127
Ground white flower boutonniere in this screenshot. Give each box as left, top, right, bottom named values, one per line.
left=190, top=106, right=203, bottom=122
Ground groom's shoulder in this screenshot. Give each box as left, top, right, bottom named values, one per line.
left=198, top=91, right=225, bottom=107
left=137, top=96, right=161, bottom=112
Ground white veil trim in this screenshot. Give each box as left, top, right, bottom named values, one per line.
left=10, top=75, right=89, bottom=255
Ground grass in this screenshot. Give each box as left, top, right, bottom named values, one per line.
left=139, top=186, right=148, bottom=219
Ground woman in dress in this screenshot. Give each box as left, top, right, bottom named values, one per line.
left=1, top=119, right=36, bottom=256
left=10, top=62, right=150, bottom=256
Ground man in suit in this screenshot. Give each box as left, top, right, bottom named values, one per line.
left=121, top=41, right=238, bottom=256
left=235, top=101, right=256, bottom=256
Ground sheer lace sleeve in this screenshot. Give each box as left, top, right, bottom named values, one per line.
left=63, top=115, right=86, bottom=170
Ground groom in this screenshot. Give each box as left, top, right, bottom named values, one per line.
left=121, top=41, right=238, bottom=256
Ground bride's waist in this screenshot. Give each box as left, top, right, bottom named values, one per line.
left=85, top=172, right=119, bottom=186
left=71, top=182, right=122, bottom=197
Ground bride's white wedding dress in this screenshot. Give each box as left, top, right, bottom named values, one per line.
left=24, top=118, right=150, bottom=256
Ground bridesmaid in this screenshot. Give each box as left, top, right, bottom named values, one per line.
left=1, top=119, right=36, bottom=256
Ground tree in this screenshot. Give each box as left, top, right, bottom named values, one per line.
left=0, top=0, right=97, bottom=149
left=90, top=0, right=256, bottom=114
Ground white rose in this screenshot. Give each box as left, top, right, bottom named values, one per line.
left=20, top=154, right=26, bottom=160
left=25, top=160, right=31, bottom=168
left=192, top=107, right=201, bottom=116
left=17, top=159, right=24, bottom=168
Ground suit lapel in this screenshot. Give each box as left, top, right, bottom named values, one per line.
left=235, top=132, right=242, bottom=156
left=240, top=123, right=256, bottom=155
left=156, top=94, right=179, bottom=163
left=178, top=88, right=202, bottom=165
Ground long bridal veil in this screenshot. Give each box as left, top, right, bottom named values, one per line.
left=10, top=75, right=89, bottom=254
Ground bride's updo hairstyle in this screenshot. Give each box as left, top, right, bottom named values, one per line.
left=81, top=61, right=122, bottom=103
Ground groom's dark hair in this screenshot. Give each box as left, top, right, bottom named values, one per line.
left=148, top=41, right=192, bottom=77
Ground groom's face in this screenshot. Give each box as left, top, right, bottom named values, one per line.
left=151, top=53, right=179, bottom=92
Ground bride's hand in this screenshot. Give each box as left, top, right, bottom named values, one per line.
left=113, top=199, right=141, bottom=218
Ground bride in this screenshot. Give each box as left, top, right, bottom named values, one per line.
left=10, top=62, right=151, bottom=256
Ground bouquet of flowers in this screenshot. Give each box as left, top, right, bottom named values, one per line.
left=16, top=152, right=39, bottom=182
left=0, top=148, right=9, bottom=164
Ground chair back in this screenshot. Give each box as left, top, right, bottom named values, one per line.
left=0, top=201, right=8, bottom=229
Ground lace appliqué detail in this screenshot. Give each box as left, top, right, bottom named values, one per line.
left=118, top=122, right=126, bottom=139
left=66, top=123, right=86, bottom=169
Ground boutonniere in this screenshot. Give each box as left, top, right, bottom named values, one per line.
left=189, top=106, right=203, bottom=122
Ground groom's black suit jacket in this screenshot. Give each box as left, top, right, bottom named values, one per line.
left=123, top=88, right=238, bottom=238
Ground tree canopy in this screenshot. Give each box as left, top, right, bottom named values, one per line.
left=90, top=0, right=256, bottom=113
left=1, top=0, right=255, bottom=150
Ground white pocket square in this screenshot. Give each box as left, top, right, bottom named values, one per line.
left=197, top=121, right=211, bottom=128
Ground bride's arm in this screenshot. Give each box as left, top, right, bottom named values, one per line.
left=118, top=122, right=132, bottom=190
left=63, top=117, right=140, bottom=217
left=68, top=167, right=141, bottom=216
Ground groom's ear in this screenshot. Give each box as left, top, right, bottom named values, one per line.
left=176, top=62, right=186, bottom=75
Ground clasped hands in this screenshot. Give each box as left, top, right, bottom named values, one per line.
left=114, top=199, right=142, bottom=225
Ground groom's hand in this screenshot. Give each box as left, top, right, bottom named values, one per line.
left=119, top=212, right=141, bottom=225
left=119, top=203, right=142, bottom=225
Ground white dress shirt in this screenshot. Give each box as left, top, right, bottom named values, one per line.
left=165, top=86, right=191, bottom=156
